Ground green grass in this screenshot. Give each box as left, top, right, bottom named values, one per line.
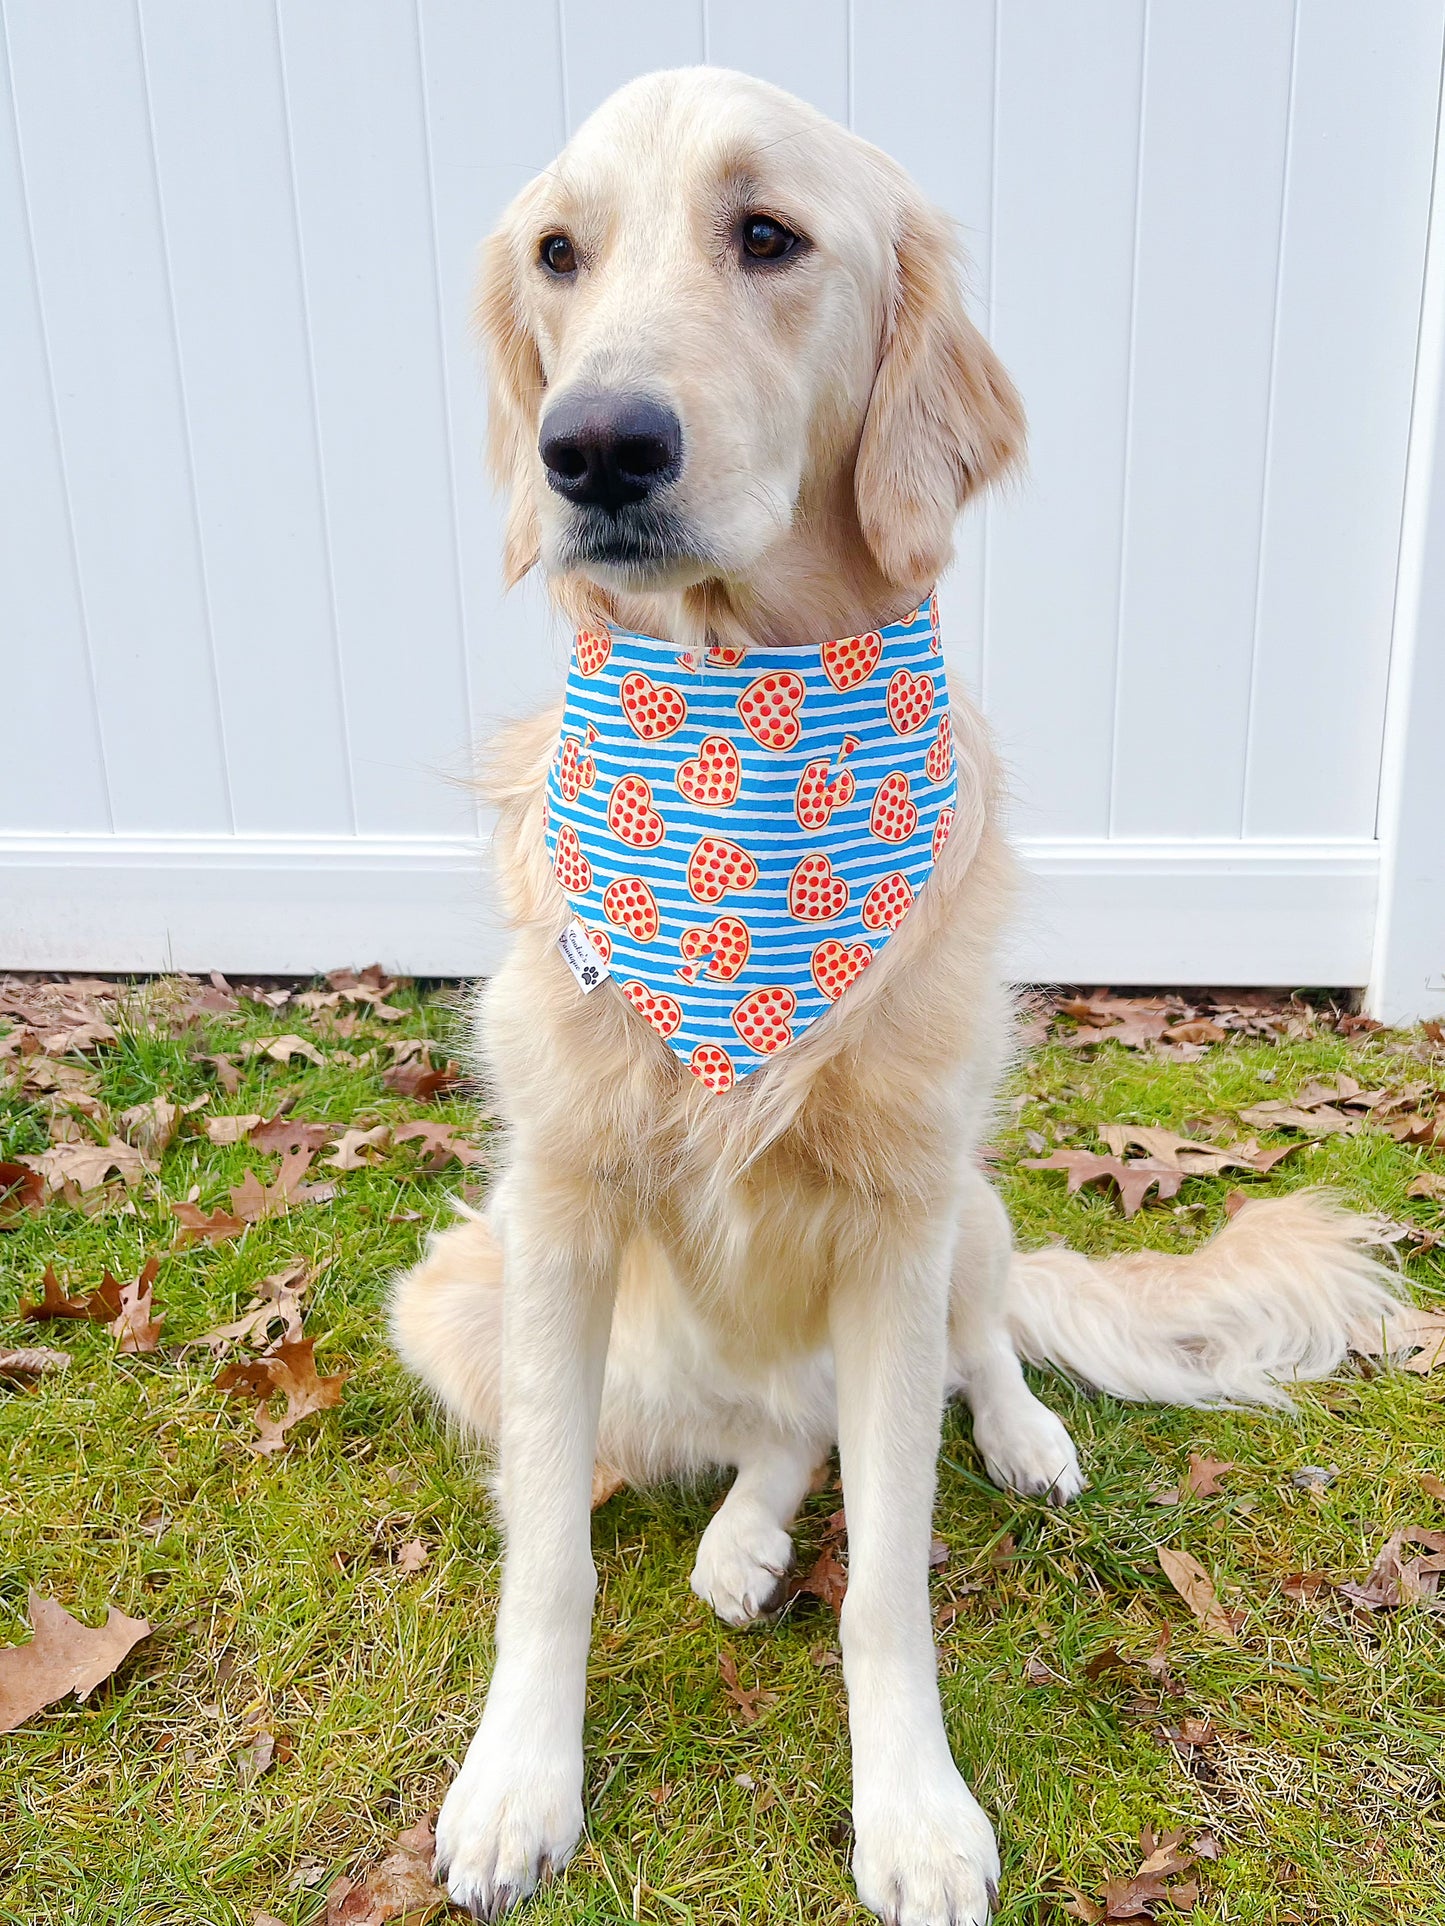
left=2, top=983, right=1443, bottom=1924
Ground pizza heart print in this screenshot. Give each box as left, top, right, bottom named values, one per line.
left=544, top=591, right=957, bottom=1085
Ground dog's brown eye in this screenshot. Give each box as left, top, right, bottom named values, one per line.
left=541, top=233, right=578, bottom=276
left=740, top=215, right=801, bottom=263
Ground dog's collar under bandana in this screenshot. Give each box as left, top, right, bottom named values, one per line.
left=544, top=592, right=958, bottom=1090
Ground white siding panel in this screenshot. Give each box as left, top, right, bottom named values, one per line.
left=275, top=0, right=475, bottom=836
left=1243, top=0, right=1443, bottom=838
left=562, top=2, right=704, bottom=132
left=415, top=0, right=571, bottom=736
left=5, top=0, right=232, bottom=832
left=982, top=1, right=1145, bottom=837
left=138, top=0, right=354, bottom=834
left=1109, top=0, right=1296, bottom=838
left=0, top=36, right=110, bottom=832
left=704, top=0, right=848, bottom=126
left=850, top=0, right=997, bottom=700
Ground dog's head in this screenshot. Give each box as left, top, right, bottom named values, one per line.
left=479, top=68, right=1023, bottom=611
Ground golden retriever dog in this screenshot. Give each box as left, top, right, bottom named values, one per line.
left=391, top=68, right=1401, bottom=1925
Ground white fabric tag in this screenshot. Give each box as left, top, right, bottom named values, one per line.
left=557, top=918, right=611, bottom=994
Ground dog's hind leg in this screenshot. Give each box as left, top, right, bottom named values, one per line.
left=948, top=1170, right=1084, bottom=1503
left=690, top=1434, right=819, bottom=1627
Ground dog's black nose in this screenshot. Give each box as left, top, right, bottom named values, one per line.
left=539, top=393, right=682, bottom=512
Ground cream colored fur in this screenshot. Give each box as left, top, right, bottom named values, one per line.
left=389, top=67, right=1405, bottom=1926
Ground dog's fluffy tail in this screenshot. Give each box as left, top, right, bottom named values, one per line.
left=1005, top=1190, right=1407, bottom=1407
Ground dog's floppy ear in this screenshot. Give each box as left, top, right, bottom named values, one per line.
left=475, top=229, right=545, bottom=586
left=854, top=195, right=1025, bottom=588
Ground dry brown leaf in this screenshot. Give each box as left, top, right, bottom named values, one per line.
left=20, top=1262, right=122, bottom=1322
left=1021, top=1148, right=1184, bottom=1217
left=1337, top=1528, right=1445, bottom=1613
left=394, top=1539, right=430, bottom=1577
left=323, top=1126, right=392, bottom=1171
left=1182, top=1453, right=1236, bottom=1499
left=1357, top=1301, right=1445, bottom=1375
left=1163, top=1018, right=1227, bottom=1045
left=392, top=1121, right=488, bottom=1171
left=186, top=1262, right=312, bottom=1356
left=19, top=1138, right=148, bottom=1196
left=0, top=1591, right=150, bottom=1733
left=591, top=1463, right=626, bottom=1509
left=1067, top=1825, right=1206, bottom=1922
left=0, top=1347, right=72, bottom=1381
left=383, top=1057, right=462, bottom=1100
left=1157, top=1546, right=1236, bottom=1641
left=215, top=1336, right=348, bottom=1455
left=0, top=1160, right=44, bottom=1226
left=228, top=1149, right=338, bottom=1224
left=1422, top=1473, right=1445, bottom=1502
left=241, top=1035, right=326, bottom=1068
left=247, top=1115, right=336, bottom=1155
left=172, top=1200, right=249, bottom=1244
left=109, top=1257, right=164, bottom=1355
left=791, top=1508, right=849, bottom=1615
left=717, top=1648, right=778, bottom=1725
left=117, top=1095, right=204, bottom=1159
left=1408, top=1171, right=1445, bottom=1203
left=324, top=1816, right=448, bottom=1925
left=205, top=1113, right=266, bottom=1146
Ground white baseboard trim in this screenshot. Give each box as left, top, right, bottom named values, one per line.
left=0, top=829, right=1381, bottom=988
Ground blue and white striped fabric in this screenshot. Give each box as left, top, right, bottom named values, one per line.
left=544, top=594, right=958, bottom=1090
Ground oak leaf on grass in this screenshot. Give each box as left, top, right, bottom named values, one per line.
left=324, top=1816, right=448, bottom=1925
left=0, top=1160, right=44, bottom=1226
left=1157, top=1545, right=1237, bottom=1641
left=0, top=1592, right=150, bottom=1733
left=1020, top=1148, right=1184, bottom=1218
left=0, top=1347, right=71, bottom=1381
left=215, top=1336, right=348, bottom=1455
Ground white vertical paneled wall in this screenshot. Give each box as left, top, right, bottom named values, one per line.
left=2, top=1, right=1442, bottom=1008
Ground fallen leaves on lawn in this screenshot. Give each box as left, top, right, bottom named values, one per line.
left=1182, top=1454, right=1236, bottom=1499
left=118, top=1094, right=207, bottom=1159
left=109, top=1257, right=164, bottom=1354
left=173, top=1149, right=336, bottom=1244
left=324, top=1816, right=448, bottom=1925
left=1354, top=1300, right=1445, bottom=1375
left=323, top=1126, right=392, bottom=1171
left=249, top=1116, right=336, bottom=1155
left=19, top=1137, right=148, bottom=1196
left=0, top=1347, right=71, bottom=1381
left=186, top=1262, right=312, bottom=1356
left=790, top=1508, right=849, bottom=1615
left=1020, top=1148, right=1183, bottom=1217
left=21, top=1262, right=121, bottom=1322
left=215, top=1336, right=348, bottom=1454
left=393, top=1121, right=488, bottom=1171
left=393, top=1539, right=429, bottom=1576
left=1157, top=1546, right=1237, bottom=1641
left=240, top=1034, right=326, bottom=1068
left=1064, top=1826, right=1208, bottom=1921
left=718, top=1648, right=778, bottom=1724
left=0, top=1591, right=150, bottom=1733
left=0, top=1160, right=44, bottom=1225
left=1098, top=1125, right=1298, bottom=1179
left=1336, top=1528, right=1445, bottom=1614
left=383, top=1055, right=463, bottom=1100
left=204, top=1113, right=265, bottom=1146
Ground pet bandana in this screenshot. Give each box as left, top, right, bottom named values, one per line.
left=544, top=593, right=958, bottom=1090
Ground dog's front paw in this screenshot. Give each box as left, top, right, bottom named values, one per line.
left=434, top=1728, right=583, bottom=1921
left=690, top=1503, right=793, bottom=1626
left=851, top=1762, right=1001, bottom=1926
left=971, top=1390, right=1084, bottom=1505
